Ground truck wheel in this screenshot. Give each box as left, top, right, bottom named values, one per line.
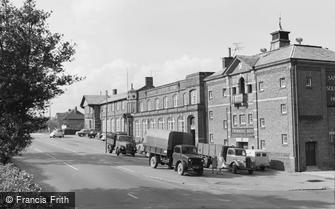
left=232, top=163, right=238, bottom=174
left=248, top=170, right=254, bottom=175
left=150, top=156, right=158, bottom=168
left=177, top=162, right=185, bottom=176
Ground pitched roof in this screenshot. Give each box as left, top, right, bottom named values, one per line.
left=63, top=109, right=84, bottom=120
left=80, top=95, right=106, bottom=108
left=101, top=92, right=128, bottom=104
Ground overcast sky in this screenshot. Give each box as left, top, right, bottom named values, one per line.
left=13, top=0, right=335, bottom=116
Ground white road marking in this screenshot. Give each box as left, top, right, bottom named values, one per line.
left=117, top=166, right=135, bottom=173
left=127, top=192, right=138, bottom=199
left=33, top=148, right=79, bottom=171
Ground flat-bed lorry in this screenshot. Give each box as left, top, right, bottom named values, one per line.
left=143, top=130, right=204, bottom=176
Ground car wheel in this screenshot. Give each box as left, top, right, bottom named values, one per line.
left=131, top=152, right=135, bottom=157
left=150, top=156, right=158, bottom=168
left=116, top=148, right=120, bottom=156
left=177, top=162, right=185, bottom=176
left=248, top=170, right=254, bottom=175
left=232, top=163, right=238, bottom=174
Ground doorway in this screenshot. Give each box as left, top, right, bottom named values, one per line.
left=305, top=142, right=316, bottom=166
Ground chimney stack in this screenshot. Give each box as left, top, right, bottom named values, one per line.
left=112, top=89, right=117, bottom=95
left=270, top=30, right=290, bottom=51
left=222, top=48, right=234, bottom=69
left=145, top=77, right=153, bottom=87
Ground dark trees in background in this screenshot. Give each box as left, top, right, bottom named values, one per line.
left=0, top=0, right=82, bottom=164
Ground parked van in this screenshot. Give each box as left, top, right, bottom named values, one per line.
left=246, top=149, right=270, bottom=170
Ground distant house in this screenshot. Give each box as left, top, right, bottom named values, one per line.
left=55, top=107, right=84, bottom=134
left=80, top=95, right=106, bottom=131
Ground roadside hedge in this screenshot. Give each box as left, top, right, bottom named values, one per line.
left=0, top=163, right=41, bottom=192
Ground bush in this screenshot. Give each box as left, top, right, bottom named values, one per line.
left=0, top=163, right=41, bottom=192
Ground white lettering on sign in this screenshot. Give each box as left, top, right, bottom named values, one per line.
left=331, top=96, right=335, bottom=102
left=327, top=86, right=335, bottom=91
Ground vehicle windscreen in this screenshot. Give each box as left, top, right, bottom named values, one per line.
left=118, top=136, right=133, bottom=142
left=235, top=149, right=246, bottom=156
left=181, top=146, right=197, bottom=154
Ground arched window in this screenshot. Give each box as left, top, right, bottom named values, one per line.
left=140, top=101, right=145, bottom=112
left=239, top=77, right=245, bottom=94
left=163, top=97, right=168, bottom=109
left=167, top=117, right=175, bottom=130
left=173, top=94, right=178, bottom=107
left=190, top=90, right=198, bottom=105
left=183, top=93, right=188, bottom=106
left=177, top=116, right=185, bottom=132
left=142, top=119, right=147, bottom=137
left=155, top=98, right=160, bottom=110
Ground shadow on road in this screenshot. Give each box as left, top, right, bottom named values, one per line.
left=71, top=186, right=334, bottom=209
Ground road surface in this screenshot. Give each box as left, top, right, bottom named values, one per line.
left=13, top=133, right=335, bottom=209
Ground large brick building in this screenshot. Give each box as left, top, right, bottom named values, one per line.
left=55, top=107, right=84, bottom=134
left=205, top=29, right=335, bottom=171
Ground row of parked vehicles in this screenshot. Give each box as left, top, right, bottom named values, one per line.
left=73, top=128, right=270, bottom=176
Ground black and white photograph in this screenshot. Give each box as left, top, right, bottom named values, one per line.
left=0, top=0, right=334, bottom=208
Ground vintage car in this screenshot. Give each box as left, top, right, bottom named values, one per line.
left=50, top=129, right=64, bottom=138
left=106, top=132, right=136, bottom=156
left=87, top=130, right=98, bottom=138
left=221, top=147, right=256, bottom=174
left=246, top=149, right=270, bottom=170
left=76, top=129, right=90, bottom=137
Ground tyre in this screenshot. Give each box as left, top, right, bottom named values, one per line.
left=131, top=152, right=135, bottom=157
left=177, top=162, right=185, bottom=176
left=248, top=170, right=254, bottom=175
left=150, top=156, right=158, bottom=168
left=260, top=166, right=265, bottom=171
left=116, top=148, right=120, bottom=156
left=232, top=163, right=238, bottom=174
left=107, top=145, right=113, bottom=153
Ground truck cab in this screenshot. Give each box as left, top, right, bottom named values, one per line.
left=172, top=145, right=204, bottom=176
left=223, top=147, right=255, bottom=174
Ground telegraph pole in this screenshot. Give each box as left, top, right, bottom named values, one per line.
left=105, top=90, right=108, bottom=153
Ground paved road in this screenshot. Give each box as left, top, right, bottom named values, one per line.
left=13, top=133, right=335, bottom=209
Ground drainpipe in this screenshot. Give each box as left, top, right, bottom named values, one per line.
left=254, top=68, right=260, bottom=149
left=293, top=63, right=301, bottom=172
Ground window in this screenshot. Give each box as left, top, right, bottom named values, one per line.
left=177, top=117, right=185, bottom=132
left=116, top=118, right=120, bottom=131
left=239, top=77, right=245, bottom=94
left=209, top=134, right=214, bottom=143
left=117, top=102, right=121, bottom=111
left=209, top=111, right=214, bottom=120
left=260, top=140, right=265, bottom=149
left=111, top=119, right=115, bottom=132
left=305, top=77, right=312, bottom=87
left=140, top=101, right=145, bottom=112
left=158, top=118, right=164, bottom=129
left=147, top=100, right=152, bottom=111
left=111, top=103, right=115, bottom=112
left=174, top=146, right=181, bottom=153
left=190, top=90, right=197, bottom=104
left=280, top=77, right=286, bottom=88
left=122, top=101, right=126, bottom=110
left=89, top=120, right=92, bottom=129
left=183, top=93, right=188, bottom=106
left=142, top=120, right=147, bottom=136
left=173, top=94, right=178, bottom=107
left=281, top=104, right=287, bottom=114
left=248, top=114, right=253, bottom=125
left=259, top=81, right=264, bottom=91
left=223, top=139, right=228, bottom=145
left=260, top=118, right=265, bottom=128
left=135, top=121, right=140, bottom=137
left=167, top=118, right=175, bottom=130
left=233, top=115, right=238, bottom=126
left=282, top=134, right=288, bottom=145
left=155, top=98, right=160, bottom=110
left=223, top=120, right=228, bottom=129
left=247, top=84, right=252, bottom=93
left=208, top=91, right=213, bottom=100
left=163, top=97, right=168, bottom=109
left=222, top=88, right=227, bottom=97
left=232, top=87, right=237, bottom=95
left=120, top=118, right=124, bottom=132
left=240, top=114, right=246, bottom=125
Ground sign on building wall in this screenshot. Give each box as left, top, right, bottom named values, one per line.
left=231, top=128, right=254, bottom=138
left=326, top=71, right=335, bottom=107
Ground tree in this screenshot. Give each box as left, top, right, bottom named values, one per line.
left=0, top=0, right=82, bottom=164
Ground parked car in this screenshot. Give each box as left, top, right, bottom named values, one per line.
left=246, top=149, right=270, bottom=170
left=50, top=129, right=64, bottom=138
left=87, top=130, right=98, bottom=138
left=106, top=132, right=136, bottom=156
left=76, top=129, right=90, bottom=137
left=221, top=147, right=256, bottom=174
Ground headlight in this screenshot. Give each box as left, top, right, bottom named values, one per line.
left=201, top=159, right=204, bottom=162
left=188, top=159, right=192, bottom=162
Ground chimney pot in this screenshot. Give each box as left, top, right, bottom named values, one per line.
left=112, top=89, right=117, bottom=95
left=145, top=77, right=153, bottom=87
